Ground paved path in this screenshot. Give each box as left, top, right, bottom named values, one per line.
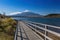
left=16, top=21, right=43, bottom=40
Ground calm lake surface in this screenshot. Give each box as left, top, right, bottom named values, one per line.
left=13, top=18, right=60, bottom=26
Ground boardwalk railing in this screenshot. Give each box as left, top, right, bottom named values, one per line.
left=23, top=21, right=60, bottom=40
left=14, top=23, right=18, bottom=40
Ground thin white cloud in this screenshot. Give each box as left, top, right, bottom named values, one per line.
left=8, top=12, right=22, bottom=15
left=7, top=9, right=31, bottom=15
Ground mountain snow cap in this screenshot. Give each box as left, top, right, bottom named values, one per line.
left=23, top=10, right=31, bottom=12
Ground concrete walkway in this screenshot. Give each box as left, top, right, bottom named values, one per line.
left=16, top=21, right=42, bottom=40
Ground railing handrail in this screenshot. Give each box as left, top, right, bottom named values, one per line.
left=26, top=21, right=60, bottom=29
left=14, top=21, right=18, bottom=40
left=27, top=22, right=60, bottom=37
left=23, top=21, right=60, bottom=40
left=14, top=25, right=18, bottom=40
left=25, top=23, right=53, bottom=40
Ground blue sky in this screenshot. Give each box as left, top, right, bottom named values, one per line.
left=0, top=0, right=60, bottom=15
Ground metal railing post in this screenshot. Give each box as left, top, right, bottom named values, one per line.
left=45, top=25, right=47, bottom=40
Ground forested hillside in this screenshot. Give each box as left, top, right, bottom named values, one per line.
left=44, top=14, right=60, bottom=18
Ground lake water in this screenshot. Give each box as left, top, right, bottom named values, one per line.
left=13, top=18, right=60, bottom=26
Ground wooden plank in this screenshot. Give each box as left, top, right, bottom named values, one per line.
left=19, top=21, right=43, bottom=40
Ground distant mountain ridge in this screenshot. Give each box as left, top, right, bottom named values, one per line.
left=10, top=12, right=43, bottom=17
left=44, top=14, right=60, bottom=18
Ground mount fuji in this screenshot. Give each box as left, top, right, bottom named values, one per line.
left=9, top=10, right=43, bottom=17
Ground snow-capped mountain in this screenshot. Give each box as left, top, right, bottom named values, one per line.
left=9, top=10, right=43, bottom=17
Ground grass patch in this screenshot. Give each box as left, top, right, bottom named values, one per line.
left=0, top=17, right=17, bottom=40
left=0, top=32, right=14, bottom=40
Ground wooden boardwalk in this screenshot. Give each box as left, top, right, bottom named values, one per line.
left=14, top=21, right=60, bottom=40
left=16, top=21, right=43, bottom=40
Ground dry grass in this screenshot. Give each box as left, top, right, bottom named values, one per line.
left=0, top=32, right=14, bottom=40
left=48, top=32, right=60, bottom=40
